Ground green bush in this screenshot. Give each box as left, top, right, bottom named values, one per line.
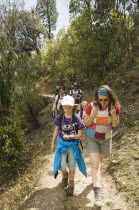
left=0, top=124, right=25, bottom=169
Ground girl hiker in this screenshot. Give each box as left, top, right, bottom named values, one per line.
left=84, top=85, right=121, bottom=207
left=77, top=101, right=88, bottom=144
left=51, top=95, right=87, bottom=196
left=78, top=101, right=88, bottom=120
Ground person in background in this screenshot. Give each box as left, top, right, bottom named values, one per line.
left=78, top=101, right=88, bottom=120
left=52, top=85, right=67, bottom=117
left=84, top=85, right=121, bottom=207
left=69, top=83, right=83, bottom=104
left=51, top=95, right=87, bottom=196
left=77, top=101, right=88, bottom=145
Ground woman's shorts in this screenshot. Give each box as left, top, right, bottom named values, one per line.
left=85, top=134, right=112, bottom=157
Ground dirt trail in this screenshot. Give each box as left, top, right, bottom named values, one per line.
left=18, top=94, right=129, bottom=210
left=19, top=149, right=128, bottom=210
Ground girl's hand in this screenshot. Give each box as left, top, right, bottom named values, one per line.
left=110, top=106, right=116, bottom=117
left=51, top=144, right=55, bottom=153
left=64, top=135, right=74, bottom=140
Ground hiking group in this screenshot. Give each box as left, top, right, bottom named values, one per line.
left=51, top=84, right=121, bottom=207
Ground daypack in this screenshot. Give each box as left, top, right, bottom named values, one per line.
left=70, top=89, right=81, bottom=95
left=58, top=113, right=83, bottom=151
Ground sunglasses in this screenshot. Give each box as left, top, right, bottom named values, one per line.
left=99, top=99, right=109, bottom=102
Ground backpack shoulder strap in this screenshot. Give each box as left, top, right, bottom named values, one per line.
left=72, top=113, right=78, bottom=122
left=58, top=113, right=64, bottom=128
left=78, top=89, right=80, bottom=94
left=72, top=113, right=78, bottom=133
left=56, top=94, right=60, bottom=108
left=80, top=108, right=83, bottom=119
left=72, top=113, right=84, bottom=152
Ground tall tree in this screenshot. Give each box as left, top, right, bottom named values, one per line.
left=36, top=0, right=58, bottom=39
left=69, top=0, right=92, bottom=19
left=0, top=1, right=44, bottom=54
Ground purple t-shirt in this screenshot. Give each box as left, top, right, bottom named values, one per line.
left=54, top=114, right=85, bottom=141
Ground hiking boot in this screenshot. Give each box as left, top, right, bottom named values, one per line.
left=94, top=188, right=103, bottom=207
left=61, top=177, right=68, bottom=188
left=65, top=186, right=74, bottom=196
left=94, top=197, right=103, bottom=207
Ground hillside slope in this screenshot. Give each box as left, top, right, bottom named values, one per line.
left=0, top=69, right=139, bottom=209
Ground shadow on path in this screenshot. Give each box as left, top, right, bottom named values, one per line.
left=19, top=183, right=97, bottom=210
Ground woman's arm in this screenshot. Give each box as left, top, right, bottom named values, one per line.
left=112, top=115, right=120, bottom=127
left=52, top=98, right=58, bottom=111
left=83, top=114, right=93, bottom=126
left=110, top=107, right=120, bottom=127
left=83, top=105, right=98, bottom=126
left=51, top=125, right=59, bottom=152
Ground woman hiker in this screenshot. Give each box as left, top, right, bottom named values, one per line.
left=51, top=95, right=87, bottom=196
left=52, top=85, right=67, bottom=117
left=84, top=85, right=121, bottom=207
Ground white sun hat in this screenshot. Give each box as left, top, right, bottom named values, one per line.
left=61, top=95, right=75, bottom=106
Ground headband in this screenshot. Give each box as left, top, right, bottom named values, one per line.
left=97, top=88, right=109, bottom=96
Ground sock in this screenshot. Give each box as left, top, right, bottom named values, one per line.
left=93, top=187, right=100, bottom=196
left=68, top=180, right=74, bottom=187
left=93, top=187, right=100, bottom=191
left=62, top=171, right=68, bottom=178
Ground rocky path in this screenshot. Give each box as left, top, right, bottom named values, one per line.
left=19, top=150, right=128, bottom=210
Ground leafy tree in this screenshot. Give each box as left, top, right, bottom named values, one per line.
left=41, top=0, right=139, bottom=88
left=0, top=7, right=44, bottom=54
left=14, top=55, right=43, bottom=129
left=14, top=11, right=45, bottom=54
left=36, top=0, right=58, bottom=39
left=69, top=0, right=92, bottom=17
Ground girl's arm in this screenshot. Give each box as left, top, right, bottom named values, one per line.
left=64, top=130, right=83, bottom=140
left=73, top=129, right=83, bottom=139
left=51, top=125, right=59, bottom=152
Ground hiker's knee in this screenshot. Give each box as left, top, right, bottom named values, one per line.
left=60, top=153, right=67, bottom=171
left=68, top=147, right=76, bottom=170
